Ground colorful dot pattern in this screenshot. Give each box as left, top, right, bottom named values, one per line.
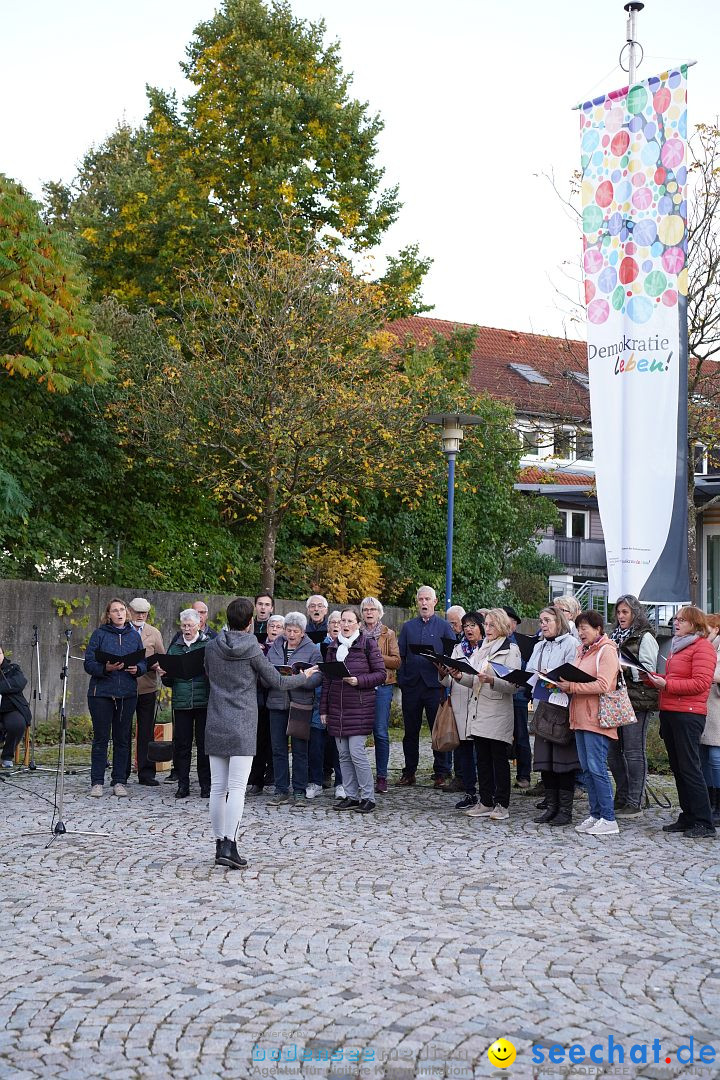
left=580, top=68, right=688, bottom=325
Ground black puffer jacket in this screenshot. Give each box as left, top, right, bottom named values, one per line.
left=0, top=658, right=31, bottom=725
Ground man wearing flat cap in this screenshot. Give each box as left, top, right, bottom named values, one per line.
left=126, top=598, right=165, bottom=787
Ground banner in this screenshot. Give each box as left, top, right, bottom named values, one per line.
left=580, top=67, right=690, bottom=603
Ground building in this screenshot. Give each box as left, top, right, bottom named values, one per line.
left=389, top=315, right=719, bottom=610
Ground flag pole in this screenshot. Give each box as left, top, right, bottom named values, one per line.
left=623, top=2, right=644, bottom=83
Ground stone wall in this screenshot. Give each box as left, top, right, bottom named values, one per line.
left=0, top=579, right=412, bottom=719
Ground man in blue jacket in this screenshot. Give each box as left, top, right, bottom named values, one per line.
left=397, top=586, right=455, bottom=788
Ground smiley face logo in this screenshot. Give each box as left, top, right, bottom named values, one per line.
left=487, top=1038, right=517, bottom=1068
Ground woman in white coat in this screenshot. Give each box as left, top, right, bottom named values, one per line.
left=442, top=609, right=521, bottom=822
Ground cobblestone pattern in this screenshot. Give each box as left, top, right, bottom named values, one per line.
left=1, top=743, right=718, bottom=1080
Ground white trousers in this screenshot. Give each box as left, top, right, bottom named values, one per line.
left=209, top=755, right=253, bottom=841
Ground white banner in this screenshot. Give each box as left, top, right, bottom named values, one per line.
left=580, top=68, right=690, bottom=602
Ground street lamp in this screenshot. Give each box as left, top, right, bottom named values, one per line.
left=423, top=412, right=482, bottom=608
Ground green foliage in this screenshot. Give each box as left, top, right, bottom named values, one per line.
left=378, top=244, right=434, bottom=319
left=0, top=174, right=111, bottom=390
left=49, top=1, right=402, bottom=308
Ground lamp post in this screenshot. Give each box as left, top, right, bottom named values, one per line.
left=423, top=413, right=482, bottom=608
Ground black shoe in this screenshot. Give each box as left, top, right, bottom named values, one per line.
left=683, top=824, right=716, bottom=838
left=175, top=783, right=190, bottom=800
left=164, top=770, right=178, bottom=784
left=455, top=795, right=478, bottom=810
left=333, top=797, right=361, bottom=811
left=534, top=789, right=559, bottom=823
left=200, top=788, right=210, bottom=799
left=138, top=778, right=160, bottom=787
left=524, top=780, right=545, bottom=797
left=215, top=839, right=223, bottom=863
left=662, top=819, right=687, bottom=833
left=216, top=838, right=248, bottom=869
left=535, top=797, right=548, bottom=810
left=549, top=788, right=574, bottom=826
left=354, top=799, right=376, bottom=814
left=246, top=784, right=263, bottom=796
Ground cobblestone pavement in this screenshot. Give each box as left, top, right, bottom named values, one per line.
left=1, top=740, right=719, bottom=1080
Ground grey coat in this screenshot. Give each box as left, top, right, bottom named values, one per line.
left=204, top=631, right=307, bottom=757
left=527, top=633, right=580, bottom=773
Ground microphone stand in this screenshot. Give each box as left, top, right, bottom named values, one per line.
left=45, top=629, right=107, bottom=845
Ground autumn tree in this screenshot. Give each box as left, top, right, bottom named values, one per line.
left=0, top=175, right=111, bottom=391
left=46, top=0, right=412, bottom=309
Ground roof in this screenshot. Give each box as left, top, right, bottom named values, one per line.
left=518, top=467, right=595, bottom=486
left=388, top=316, right=590, bottom=421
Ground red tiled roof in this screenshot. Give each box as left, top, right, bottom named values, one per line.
left=388, top=316, right=590, bottom=422
left=518, top=467, right=595, bottom=486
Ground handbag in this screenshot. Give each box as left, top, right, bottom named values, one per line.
left=598, top=669, right=637, bottom=729
left=529, top=699, right=573, bottom=745
left=431, top=696, right=460, bottom=752
left=286, top=701, right=312, bottom=740
left=147, top=698, right=173, bottom=761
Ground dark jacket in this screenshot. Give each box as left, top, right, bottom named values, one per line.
left=0, top=658, right=31, bottom=725
left=619, top=627, right=659, bottom=710
left=204, top=631, right=307, bottom=757
left=265, top=635, right=322, bottom=711
left=398, top=614, right=456, bottom=689
left=162, top=633, right=210, bottom=710
left=320, top=633, right=386, bottom=738
left=84, top=623, right=145, bottom=699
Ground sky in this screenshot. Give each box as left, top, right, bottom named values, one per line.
left=3, top=0, right=718, bottom=339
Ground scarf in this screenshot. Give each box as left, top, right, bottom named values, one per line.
left=460, top=637, right=477, bottom=658
left=611, top=624, right=634, bottom=646
left=366, top=621, right=384, bottom=641
left=670, top=633, right=699, bottom=655
left=336, top=629, right=360, bottom=662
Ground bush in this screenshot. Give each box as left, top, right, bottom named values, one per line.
left=646, top=714, right=671, bottom=774
left=33, top=715, right=93, bottom=745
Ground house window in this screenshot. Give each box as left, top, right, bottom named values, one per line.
left=555, top=510, right=589, bottom=539
left=576, top=429, right=593, bottom=460
left=509, top=362, right=550, bottom=385
left=518, top=425, right=541, bottom=457
left=694, top=443, right=708, bottom=475
left=553, top=427, right=575, bottom=460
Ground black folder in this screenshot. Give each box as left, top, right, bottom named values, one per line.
left=537, top=663, right=596, bottom=686
left=490, top=662, right=532, bottom=686
left=94, top=647, right=147, bottom=669
left=151, top=649, right=206, bottom=679
left=317, top=660, right=351, bottom=679
left=513, top=632, right=538, bottom=662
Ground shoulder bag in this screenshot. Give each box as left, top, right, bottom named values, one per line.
left=431, top=695, right=460, bottom=752
left=286, top=701, right=312, bottom=741
left=598, top=667, right=637, bottom=729
left=529, top=699, right=572, bottom=745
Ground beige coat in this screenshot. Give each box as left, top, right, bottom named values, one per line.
left=701, top=635, right=720, bottom=747
left=136, top=624, right=165, bottom=695
left=442, top=637, right=521, bottom=744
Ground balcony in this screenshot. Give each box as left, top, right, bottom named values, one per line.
left=537, top=536, right=607, bottom=573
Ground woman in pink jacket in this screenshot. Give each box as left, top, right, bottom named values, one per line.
left=645, top=606, right=717, bottom=839
left=556, top=610, right=620, bottom=837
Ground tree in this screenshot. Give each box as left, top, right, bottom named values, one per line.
left=108, top=240, right=428, bottom=592
left=0, top=175, right=111, bottom=391
left=48, top=0, right=403, bottom=308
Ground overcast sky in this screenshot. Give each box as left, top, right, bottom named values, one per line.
left=3, top=0, right=718, bottom=338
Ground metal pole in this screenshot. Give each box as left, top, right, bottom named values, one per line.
left=624, top=2, right=644, bottom=83
left=445, top=451, right=456, bottom=609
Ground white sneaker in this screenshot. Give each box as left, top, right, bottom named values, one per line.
left=465, top=802, right=494, bottom=818
left=575, top=816, right=599, bottom=833
left=1, top=759, right=13, bottom=769
left=112, top=784, right=128, bottom=798
left=335, top=785, right=346, bottom=800
left=305, top=783, right=320, bottom=799
left=90, top=785, right=103, bottom=798
left=489, top=805, right=509, bottom=821
left=587, top=817, right=619, bottom=836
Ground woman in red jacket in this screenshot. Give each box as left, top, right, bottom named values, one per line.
left=645, top=606, right=716, bottom=838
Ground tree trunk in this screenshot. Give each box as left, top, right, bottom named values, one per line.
left=688, top=470, right=699, bottom=605
left=260, top=510, right=281, bottom=594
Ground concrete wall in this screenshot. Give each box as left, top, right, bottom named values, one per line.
left=0, top=580, right=412, bottom=720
